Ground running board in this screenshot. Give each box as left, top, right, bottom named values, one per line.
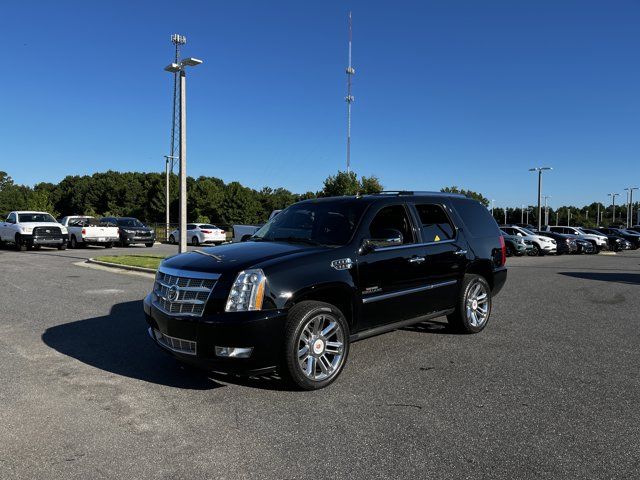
left=349, top=309, right=455, bottom=342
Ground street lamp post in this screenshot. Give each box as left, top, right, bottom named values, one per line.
left=607, top=193, right=620, bottom=225
left=624, top=187, right=638, bottom=228
left=164, top=155, right=177, bottom=242
left=543, top=195, right=551, bottom=226
left=529, top=167, right=552, bottom=231
left=165, top=57, right=203, bottom=253
left=521, top=205, right=525, bottom=224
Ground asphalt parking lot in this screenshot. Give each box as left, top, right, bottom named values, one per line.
left=1, top=244, right=638, bottom=479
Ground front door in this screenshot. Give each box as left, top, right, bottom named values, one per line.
left=357, top=204, right=432, bottom=330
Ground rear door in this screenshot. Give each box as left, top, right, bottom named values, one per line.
left=410, top=202, right=467, bottom=312
left=357, top=203, right=431, bottom=329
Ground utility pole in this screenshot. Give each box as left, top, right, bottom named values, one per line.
left=345, top=11, right=355, bottom=173
left=529, top=167, right=552, bottom=231
left=165, top=53, right=203, bottom=253
left=521, top=204, right=525, bottom=224
left=504, top=207, right=507, bottom=225
left=607, top=193, right=620, bottom=225
left=567, top=208, right=571, bottom=226
left=596, top=203, right=600, bottom=227
left=525, top=208, right=529, bottom=225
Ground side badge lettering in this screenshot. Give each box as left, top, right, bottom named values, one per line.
left=331, top=258, right=353, bottom=270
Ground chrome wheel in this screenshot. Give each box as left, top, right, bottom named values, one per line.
left=466, top=281, right=489, bottom=328
left=297, top=314, right=345, bottom=381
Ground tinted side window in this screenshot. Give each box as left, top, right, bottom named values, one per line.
left=7, top=213, right=16, bottom=223
left=415, top=204, right=455, bottom=241
left=187, top=224, right=196, bottom=230
left=368, top=205, right=415, bottom=245
left=450, top=198, right=500, bottom=238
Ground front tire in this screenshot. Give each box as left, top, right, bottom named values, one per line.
left=281, top=301, right=350, bottom=391
left=104, top=242, right=113, bottom=249
left=58, top=243, right=67, bottom=250
left=169, top=235, right=176, bottom=244
left=145, top=243, right=154, bottom=248
left=15, top=234, right=26, bottom=252
left=447, top=274, right=492, bottom=334
left=191, top=236, right=199, bottom=246
left=527, top=243, right=541, bottom=256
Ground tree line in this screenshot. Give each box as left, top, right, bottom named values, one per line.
left=1, top=170, right=633, bottom=227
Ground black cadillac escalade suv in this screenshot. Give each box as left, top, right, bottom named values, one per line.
left=144, top=192, right=507, bottom=390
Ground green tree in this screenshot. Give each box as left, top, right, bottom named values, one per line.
left=360, top=175, right=384, bottom=194
left=440, top=186, right=489, bottom=207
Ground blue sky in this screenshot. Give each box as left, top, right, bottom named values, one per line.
left=1, top=0, right=639, bottom=208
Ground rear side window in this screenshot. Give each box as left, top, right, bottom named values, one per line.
left=187, top=224, right=196, bottom=230
left=450, top=198, right=500, bottom=238
left=415, top=204, right=455, bottom=242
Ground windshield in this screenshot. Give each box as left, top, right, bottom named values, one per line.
left=18, top=213, right=57, bottom=223
left=520, top=228, right=535, bottom=236
left=117, top=218, right=145, bottom=228
left=251, top=201, right=367, bottom=246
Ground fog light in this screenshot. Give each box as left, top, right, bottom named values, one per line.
left=215, top=346, right=253, bottom=358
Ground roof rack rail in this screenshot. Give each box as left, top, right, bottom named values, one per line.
left=372, top=190, right=464, bottom=197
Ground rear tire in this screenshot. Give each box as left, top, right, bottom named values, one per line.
left=447, top=274, right=492, bottom=334
left=58, top=243, right=67, bottom=250
left=104, top=243, right=113, bottom=249
left=169, top=235, right=176, bottom=244
left=145, top=243, right=154, bottom=248
left=280, top=301, right=350, bottom=391
left=70, top=235, right=78, bottom=249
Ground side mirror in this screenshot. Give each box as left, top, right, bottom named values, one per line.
left=516, top=232, right=523, bottom=237
left=362, top=228, right=403, bottom=253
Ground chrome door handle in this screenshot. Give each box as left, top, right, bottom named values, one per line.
left=408, top=256, right=426, bottom=264
left=454, top=249, right=468, bottom=256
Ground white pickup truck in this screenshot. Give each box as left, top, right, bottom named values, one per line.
left=0, top=211, right=68, bottom=251
left=232, top=210, right=282, bottom=242
left=59, top=216, right=120, bottom=249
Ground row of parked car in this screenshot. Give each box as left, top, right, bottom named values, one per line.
left=0, top=211, right=157, bottom=251
left=500, top=223, right=640, bottom=257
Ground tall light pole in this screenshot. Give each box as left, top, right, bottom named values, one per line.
left=596, top=203, right=600, bottom=227
left=345, top=11, right=355, bottom=173
left=624, top=187, right=638, bottom=228
left=567, top=208, right=571, bottom=226
left=165, top=56, right=203, bottom=253
left=490, top=199, right=495, bottom=217
left=525, top=208, right=530, bottom=225
left=164, top=155, right=178, bottom=242
left=521, top=204, right=525, bottom=224
left=607, top=193, right=620, bottom=225
left=529, top=167, right=552, bottom=231
left=543, top=195, right=551, bottom=226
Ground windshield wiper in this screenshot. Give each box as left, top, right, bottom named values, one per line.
left=272, top=236, right=322, bottom=246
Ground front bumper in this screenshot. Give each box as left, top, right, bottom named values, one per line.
left=122, top=233, right=155, bottom=244
left=23, top=234, right=66, bottom=246
left=144, top=293, right=288, bottom=374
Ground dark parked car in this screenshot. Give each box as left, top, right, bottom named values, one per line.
left=500, top=229, right=530, bottom=256
left=580, top=228, right=630, bottom=252
left=534, top=230, right=577, bottom=255
left=144, top=192, right=507, bottom=390
left=595, top=228, right=640, bottom=249
left=574, top=238, right=596, bottom=254
left=100, top=217, right=156, bottom=247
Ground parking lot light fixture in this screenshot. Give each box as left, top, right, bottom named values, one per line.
left=624, top=187, right=638, bottom=228
left=164, top=55, right=203, bottom=253
left=529, top=167, right=552, bottom=230
left=607, top=193, right=620, bottom=224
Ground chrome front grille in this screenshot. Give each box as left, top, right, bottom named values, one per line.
left=152, top=329, right=197, bottom=355
left=152, top=266, right=220, bottom=317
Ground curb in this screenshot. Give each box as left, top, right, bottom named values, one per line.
left=87, top=258, right=157, bottom=274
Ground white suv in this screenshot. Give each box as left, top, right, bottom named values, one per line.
left=0, top=211, right=68, bottom=251
left=168, top=223, right=226, bottom=246
left=546, top=226, right=607, bottom=252
left=501, top=225, right=557, bottom=256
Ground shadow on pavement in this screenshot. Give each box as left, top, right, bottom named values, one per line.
left=558, top=271, right=640, bottom=285
left=401, top=319, right=455, bottom=335
left=42, top=300, right=223, bottom=390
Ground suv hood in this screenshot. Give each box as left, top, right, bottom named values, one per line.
left=161, top=241, right=323, bottom=275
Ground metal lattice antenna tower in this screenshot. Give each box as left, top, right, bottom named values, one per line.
left=345, top=12, right=355, bottom=173
left=169, top=34, right=186, bottom=172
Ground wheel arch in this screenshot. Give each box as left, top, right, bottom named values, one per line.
left=285, top=283, right=356, bottom=328
left=464, top=260, right=495, bottom=290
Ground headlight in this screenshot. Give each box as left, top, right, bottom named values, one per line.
left=225, top=269, right=266, bottom=312
left=149, top=229, right=155, bottom=234
left=60, top=227, right=68, bottom=234
left=21, top=227, right=33, bottom=234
